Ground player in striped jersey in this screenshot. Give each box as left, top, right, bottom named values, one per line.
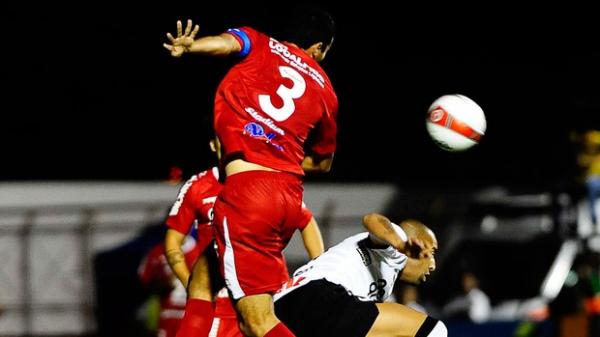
left=274, top=213, right=447, bottom=337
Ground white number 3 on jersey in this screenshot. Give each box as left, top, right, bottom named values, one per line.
left=258, top=66, right=306, bottom=122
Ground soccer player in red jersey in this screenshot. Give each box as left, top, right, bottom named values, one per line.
left=162, top=138, right=223, bottom=337
left=164, top=164, right=222, bottom=337
left=164, top=7, right=337, bottom=337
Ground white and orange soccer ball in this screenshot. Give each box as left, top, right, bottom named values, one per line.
left=426, top=94, right=486, bottom=152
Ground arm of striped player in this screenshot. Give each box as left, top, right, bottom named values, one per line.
left=300, top=217, right=325, bottom=259
left=362, top=213, right=407, bottom=250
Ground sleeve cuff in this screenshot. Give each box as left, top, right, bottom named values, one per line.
left=226, top=28, right=251, bottom=57
left=391, top=222, right=408, bottom=242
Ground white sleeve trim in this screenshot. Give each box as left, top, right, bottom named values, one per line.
left=368, top=222, right=408, bottom=247
left=391, top=222, right=408, bottom=242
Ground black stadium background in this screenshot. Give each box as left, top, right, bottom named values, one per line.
left=2, top=1, right=599, bottom=190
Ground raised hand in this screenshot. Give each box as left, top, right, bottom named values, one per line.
left=163, top=19, right=200, bottom=57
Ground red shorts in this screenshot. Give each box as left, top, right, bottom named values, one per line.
left=210, top=317, right=243, bottom=337
left=215, top=293, right=237, bottom=319
left=211, top=289, right=242, bottom=337
left=213, top=170, right=305, bottom=299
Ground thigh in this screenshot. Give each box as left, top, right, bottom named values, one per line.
left=216, top=317, right=244, bottom=337
left=366, top=302, right=428, bottom=337
left=235, top=294, right=280, bottom=337
left=187, top=254, right=212, bottom=300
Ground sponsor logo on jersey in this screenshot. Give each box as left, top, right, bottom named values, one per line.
left=268, top=38, right=325, bottom=88
left=243, top=122, right=284, bottom=151
left=245, top=107, right=285, bottom=136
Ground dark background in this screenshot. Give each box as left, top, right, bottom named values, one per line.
left=3, top=1, right=599, bottom=188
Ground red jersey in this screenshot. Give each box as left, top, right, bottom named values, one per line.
left=166, top=167, right=222, bottom=252
left=138, top=240, right=201, bottom=337
left=215, top=27, right=338, bottom=175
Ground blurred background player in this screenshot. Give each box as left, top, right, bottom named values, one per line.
left=164, top=6, right=338, bottom=337
left=441, top=271, right=491, bottom=323
left=138, top=232, right=201, bottom=337
left=397, top=284, right=428, bottom=314
left=164, top=139, right=223, bottom=337
left=576, top=129, right=600, bottom=230
left=274, top=213, right=447, bottom=337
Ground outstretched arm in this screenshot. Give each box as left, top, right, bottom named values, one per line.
left=300, top=217, right=324, bottom=259
left=163, top=19, right=241, bottom=58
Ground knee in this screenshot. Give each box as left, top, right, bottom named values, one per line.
left=238, top=321, right=255, bottom=337
left=238, top=319, right=277, bottom=337
left=239, top=313, right=278, bottom=337
left=235, top=294, right=280, bottom=337
left=186, top=277, right=212, bottom=300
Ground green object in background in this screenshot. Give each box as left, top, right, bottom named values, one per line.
left=514, top=321, right=537, bottom=337
left=145, top=295, right=161, bottom=332
left=591, top=274, right=600, bottom=294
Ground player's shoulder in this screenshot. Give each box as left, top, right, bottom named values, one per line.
left=227, top=26, right=269, bottom=43
left=188, top=167, right=220, bottom=188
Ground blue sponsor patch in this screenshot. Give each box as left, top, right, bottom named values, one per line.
left=243, top=122, right=283, bottom=151
left=244, top=122, right=265, bottom=137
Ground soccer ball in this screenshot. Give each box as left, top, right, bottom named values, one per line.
left=426, top=94, right=486, bottom=152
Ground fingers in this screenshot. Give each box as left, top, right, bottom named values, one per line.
left=166, top=32, right=175, bottom=43
left=163, top=44, right=182, bottom=57
left=191, top=24, right=200, bottom=39
left=177, top=20, right=183, bottom=37
left=184, top=19, right=192, bottom=36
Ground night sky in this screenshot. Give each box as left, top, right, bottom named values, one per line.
left=3, top=2, right=599, bottom=189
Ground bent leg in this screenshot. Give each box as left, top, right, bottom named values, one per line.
left=236, top=293, right=295, bottom=337
left=367, top=303, right=446, bottom=337
left=187, top=253, right=212, bottom=300
left=176, top=254, right=214, bottom=337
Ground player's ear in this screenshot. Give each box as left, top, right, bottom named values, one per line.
left=307, top=42, right=324, bottom=60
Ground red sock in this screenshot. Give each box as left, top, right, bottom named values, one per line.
left=264, top=322, right=296, bottom=337
left=175, top=299, right=215, bottom=337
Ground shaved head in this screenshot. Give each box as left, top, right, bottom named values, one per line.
left=399, top=220, right=438, bottom=258
left=400, top=220, right=437, bottom=245
left=398, top=219, right=438, bottom=284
